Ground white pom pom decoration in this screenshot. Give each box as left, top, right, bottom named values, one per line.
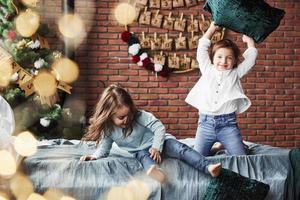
left=154, top=63, right=163, bottom=72
left=29, top=40, right=40, bottom=49
left=128, top=43, right=141, bottom=56
left=34, top=58, right=45, bottom=69
left=40, top=117, right=51, bottom=127
left=140, top=52, right=148, bottom=61
left=137, top=61, right=143, bottom=66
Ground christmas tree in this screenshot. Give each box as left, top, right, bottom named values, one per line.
left=0, top=0, right=85, bottom=139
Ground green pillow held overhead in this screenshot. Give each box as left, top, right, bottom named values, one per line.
left=204, top=0, right=285, bottom=43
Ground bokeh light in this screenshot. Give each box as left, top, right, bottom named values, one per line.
left=0, top=150, right=16, bottom=176
left=15, top=9, right=40, bottom=37
left=33, top=71, right=57, bottom=97
left=61, top=196, right=76, bottom=200
left=10, top=173, right=34, bottom=199
left=106, top=186, right=134, bottom=200
left=21, top=0, right=39, bottom=7
left=43, top=189, right=64, bottom=200
left=27, top=193, right=46, bottom=200
left=126, top=179, right=150, bottom=200
left=52, top=58, right=79, bottom=83
left=14, top=131, right=37, bottom=157
left=0, top=192, right=9, bottom=200
left=58, top=14, right=85, bottom=39
left=114, top=3, right=136, bottom=26
left=0, top=60, right=13, bottom=87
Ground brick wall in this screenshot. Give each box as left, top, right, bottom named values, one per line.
left=41, top=0, right=300, bottom=148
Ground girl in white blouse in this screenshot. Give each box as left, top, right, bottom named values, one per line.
left=185, top=22, right=258, bottom=156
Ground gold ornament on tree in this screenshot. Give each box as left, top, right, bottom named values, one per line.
left=51, top=58, right=79, bottom=84
left=32, top=71, right=58, bottom=106
left=32, top=72, right=57, bottom=97
left=15, top=9, right=40, bottom=37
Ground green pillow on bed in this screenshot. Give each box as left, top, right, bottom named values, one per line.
left=203, top=168, right=270, bottom=200
left=204, top=0, right=285, bottom=43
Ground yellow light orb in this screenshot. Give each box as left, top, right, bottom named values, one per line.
left=21, top=0, right=39, bottom=7
left=52, top=58, right=79, bottom=83
left=15, top=10, right=40, bottom=37
left=43, top=189, right=64, bottom=200
left=61, top=196, right=76, bottom=200
left=33, top=71, right=57, bottom=97
left=10, top=174, right=34, bottom=199
left=0, top=60, right=13, bottom=87
left=114, top=3, right=136, bottom=25
left=106, top=186, right=134, bottom=200
left=27, top=193, right=46, bottom=200
left=0, top=192, right=9, bottom=200
left=127, top=179, right=150, bottom=200
left=58, top=14, right=85, bottom=39
left=0, top=150, right=16, bottom=176
left=14, top=131, right=37, bottom=157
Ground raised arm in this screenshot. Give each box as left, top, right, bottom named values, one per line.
left=203, top=22, right=219, bottom=40
left=197, top=22, right=219, bottom=73
left=237, top=35, right=258, bottom=78
left=242, top=35, right=255, bottom=48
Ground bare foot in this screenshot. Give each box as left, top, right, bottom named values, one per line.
left=146, top=165, right=166, bottom=183
left=208, top=163, right=222, bottom=177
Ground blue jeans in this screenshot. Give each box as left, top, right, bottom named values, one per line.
left=194, top=112, right=246, bottom=156
left=133, top=139, right=210, bottom=174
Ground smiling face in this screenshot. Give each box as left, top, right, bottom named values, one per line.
left=112, top=105, right=130, bottom=129
left=210, top=39, right=240, bottom=70
left=213, top=47, right=236, bottom=71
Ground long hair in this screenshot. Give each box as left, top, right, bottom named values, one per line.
left=209, top=39, right=241, bottom=68
left=82, top=84, right=137, bottom=143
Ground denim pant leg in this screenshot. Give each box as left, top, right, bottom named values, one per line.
left=162, top=139, right=210, bottom=174
left=216, top=115, right=246, bottom=155
left=194, top=116, right=217, bottom=156
left=133, top=148, right=157, bottom=171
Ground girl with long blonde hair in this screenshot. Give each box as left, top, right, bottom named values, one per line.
left=81, top=84, right=221, bottom=182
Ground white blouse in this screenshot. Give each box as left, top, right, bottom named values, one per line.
left=185, top=38, right=258, bottom=115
